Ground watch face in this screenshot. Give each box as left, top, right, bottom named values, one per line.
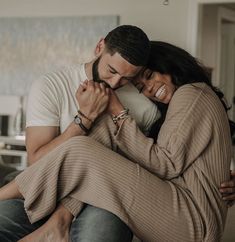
left=74, top=115, right=81, bottom=125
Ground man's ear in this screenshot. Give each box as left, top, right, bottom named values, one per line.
left=94, top=38, right=105, bottom=57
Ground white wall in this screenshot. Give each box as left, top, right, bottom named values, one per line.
left=0, top=0, right=191, bottom=50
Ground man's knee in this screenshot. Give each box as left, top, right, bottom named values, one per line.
left=70, top=205, right=133, bottom=242
left=0, top=199, right=26, bottom=241
left=0, top=199, right=45, bottom=241
left=0, top=199, right=25, bottom=223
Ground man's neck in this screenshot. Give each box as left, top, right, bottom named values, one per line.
left=84, top=61, right=94, bottom=80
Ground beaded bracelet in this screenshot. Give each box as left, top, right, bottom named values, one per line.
left=111, top=108, right=129, bottom=124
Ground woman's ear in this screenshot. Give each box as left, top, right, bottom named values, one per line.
left=94, top=38, right=105, bottom=57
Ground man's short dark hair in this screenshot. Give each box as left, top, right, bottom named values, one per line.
left=104, top=25, right=150, bottom=66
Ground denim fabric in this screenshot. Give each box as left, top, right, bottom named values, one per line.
left=70, top=205, right=133, bottom=242
left=0, top=200, right=132, bottom=242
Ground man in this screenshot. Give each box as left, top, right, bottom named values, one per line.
left=0, top=25, right=159, bottom=242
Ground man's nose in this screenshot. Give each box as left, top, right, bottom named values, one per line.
left=109, top=75, right=122, bottom=89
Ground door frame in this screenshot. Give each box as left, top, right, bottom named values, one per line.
left=216, top=7, right=235, bottom=87
left=187, top=0, right=235, bottom=55
left=187, top=0, right=235, bottom=86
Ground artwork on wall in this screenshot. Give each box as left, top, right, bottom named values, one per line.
left=0, top=16, right=119, bottom=95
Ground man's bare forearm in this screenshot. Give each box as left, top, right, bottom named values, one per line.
left=27, top=120, right=90, bottom=165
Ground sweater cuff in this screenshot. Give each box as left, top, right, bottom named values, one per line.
left=114, top=116, right=135, bottom=138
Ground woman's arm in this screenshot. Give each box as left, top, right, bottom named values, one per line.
left=112, top=84, right=230, bottom=179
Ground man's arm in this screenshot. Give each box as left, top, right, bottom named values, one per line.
left=26, top=81, right=109, bottom=165
left=26, top=122, right=88, bottom=165
left=220, top=171, right=235, bottom=207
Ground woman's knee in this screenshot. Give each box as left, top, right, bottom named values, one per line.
left=65, top=136, right=96, bottom=150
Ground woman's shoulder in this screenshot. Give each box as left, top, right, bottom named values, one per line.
left=169, top=82, right=206, bottom=107
left=171, top=82, right=217, bottom=104
left=167, top=82, right=220, bottom=117
left=174, top=82, right=207, bottom=96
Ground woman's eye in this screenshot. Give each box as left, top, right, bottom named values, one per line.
left=146, top=71, right=153, bottom=80
left=135, top=83, right=145, bottom=93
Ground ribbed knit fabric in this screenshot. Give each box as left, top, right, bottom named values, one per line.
left=15, top=83, right=231, bottom=242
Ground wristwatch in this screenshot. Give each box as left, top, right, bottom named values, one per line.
left=74, top=115, right=89, bottom=134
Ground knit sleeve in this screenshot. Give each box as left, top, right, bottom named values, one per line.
left=114, top=83, right=214, bottom=179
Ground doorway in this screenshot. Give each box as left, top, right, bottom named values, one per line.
left=197, top=3, right=235, bottom=121
left=221, top=22, right=235, bottom=120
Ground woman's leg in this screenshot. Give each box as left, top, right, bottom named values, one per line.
left=14, top=136, right=203, bottom=242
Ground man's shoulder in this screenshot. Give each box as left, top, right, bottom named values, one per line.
left=42, top=64, right=82, bottom=84
left=32, top=64, right=83, bottom=91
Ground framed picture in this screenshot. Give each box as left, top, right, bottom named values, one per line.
left=0, top=15, right=119, bottom=95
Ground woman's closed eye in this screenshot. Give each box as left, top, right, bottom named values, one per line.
left=109, top=69, right=117, bottom=74
left=134, top=82, right=145, bottom=93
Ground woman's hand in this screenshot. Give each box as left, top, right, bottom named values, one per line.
left=220, top=171, right=235, bottom=207
left=76, top=80, right=110, bottom=121
left=107, top=89, right=125, bottom=116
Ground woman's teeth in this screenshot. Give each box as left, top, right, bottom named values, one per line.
left=155, top=85, right=166, bottom=98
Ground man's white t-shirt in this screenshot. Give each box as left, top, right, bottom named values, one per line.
left=26, top=64, right=159, bottom=134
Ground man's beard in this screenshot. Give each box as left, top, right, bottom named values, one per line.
left=92, top=57, right=110, bottom=88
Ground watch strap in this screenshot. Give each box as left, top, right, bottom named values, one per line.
left=74, top=115, right=90, bottom=134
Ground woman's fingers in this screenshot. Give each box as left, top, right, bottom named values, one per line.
left=220, top=180, right=235, bottom=189
left=222, top=193, right=235, bottom=200
left=220, top=170, right=235, bottom=188
left=220, top=187, right=235, bottom=196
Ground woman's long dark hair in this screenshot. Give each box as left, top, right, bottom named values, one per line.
left=147, top=41, right=235, bottom=140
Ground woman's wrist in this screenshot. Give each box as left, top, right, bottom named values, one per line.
left=111, top=108, right=129, bottom=125
left=109, top=104, right=125, bottom=117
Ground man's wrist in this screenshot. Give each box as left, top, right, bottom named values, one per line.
left=74, top=115, right=90, bottom=134
left=79, top=109, right=97, bottom=123
left=65, top=117, right=92, bottom=137
left=77, top=110, right=94, bottom=123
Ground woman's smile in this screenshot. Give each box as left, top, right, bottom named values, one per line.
left=134, top=70, right=176, bottom=104
left=154, top=84, right=167, bottom=99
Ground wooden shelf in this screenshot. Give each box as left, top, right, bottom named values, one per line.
left=0, top=135, right=27, bottom=170
left=0, top=135, right=25, bottom=146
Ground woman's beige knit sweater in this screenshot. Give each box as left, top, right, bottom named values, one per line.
left=16, top=83, right=232, bottom=241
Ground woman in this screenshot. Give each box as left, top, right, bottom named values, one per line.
left=0, top=41, right=234, bottom=242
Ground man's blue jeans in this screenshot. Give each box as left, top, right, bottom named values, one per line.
left=0, top=199, right=133, bottom=242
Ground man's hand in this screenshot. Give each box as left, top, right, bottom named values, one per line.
left=220, top=171, right=235, bottom=207
left=76, top=80, right=110, bottom=121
